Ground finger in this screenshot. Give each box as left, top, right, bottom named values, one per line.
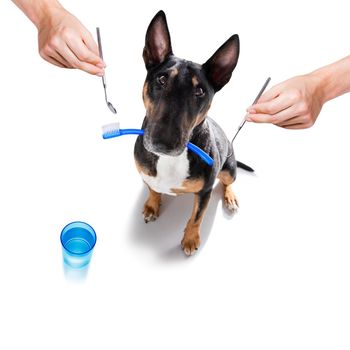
left=40, top=45, right=70, bottom=67
left=59, top=43, right=104, bottom=75
left=276, top=116, right=305, bottom=127
left=278, top=116, right=315, bottom=129
left=282, top=123, right=308, bottom=130
left=245, top=113, right=275, bottom=123
left=247, top=101, right=300, bottom=124
left=268, top=104, right=301, bottom=125
left=45, top=56, right=67, bottom=68
left=81, top=30, right=105, bottom=65
left=49, top=49, right=72, bottom=68
left=247, top=93, right=293, bottom=116
left=245, top=103, right=297, bottom=124
left=68, top=36, right=105, bottom=68
left=276, top=115, right=308, bottom=127
left=40, top=51, right=68, bottom=68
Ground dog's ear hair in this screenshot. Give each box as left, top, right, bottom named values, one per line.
left=143, top=10, right=173, bottom=69
left=203, top=35, right=239, bottom=92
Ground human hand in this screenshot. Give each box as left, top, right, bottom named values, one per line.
left=37, top=6, right=105, bottom=75
left=245, top=74, right=325, bottom=129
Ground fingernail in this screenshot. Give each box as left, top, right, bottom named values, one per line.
left=247, top=108, right=256, bottom=114
left=245, top=116, right=252, bottom=122
left=96, top=71, right=104, bottom=77
left=96, top=62, right=105, bottom=68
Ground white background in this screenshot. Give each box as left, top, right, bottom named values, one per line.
left=1, top=0, right=349, bottom=349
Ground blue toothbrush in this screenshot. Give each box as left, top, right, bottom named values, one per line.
left=102, top=124, right=214, bottom=166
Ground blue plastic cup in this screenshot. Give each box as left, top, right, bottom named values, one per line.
left=60, top=221, right=97, bottom=269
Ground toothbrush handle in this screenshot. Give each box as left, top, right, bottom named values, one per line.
left=103, top=128, right=214, bottom=166
left=187, top=142, right=214, bottom=166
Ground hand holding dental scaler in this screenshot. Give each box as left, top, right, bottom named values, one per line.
left=12, top=0, right=105, bottom=76
left=245, top=56, right=350, bottom=129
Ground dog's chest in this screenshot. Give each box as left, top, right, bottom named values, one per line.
left=141, top=150, right=190, bottom=196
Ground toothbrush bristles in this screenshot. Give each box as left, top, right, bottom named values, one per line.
left=102, top=122, right=120, bottom=137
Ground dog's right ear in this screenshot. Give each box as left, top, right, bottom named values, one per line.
left=203, top=35, right=240, bottom=92
left=143, top=10, right=173, bottom=69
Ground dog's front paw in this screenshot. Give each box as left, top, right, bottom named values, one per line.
left=143, top=190, right=161, bottom=223
left=143, top=205, right=159, bottom=223
left=224, top=196, right=239, bottom=212
left=224, top=188, right=239, bottom=213
left=181, top=234, right=200, bottom=256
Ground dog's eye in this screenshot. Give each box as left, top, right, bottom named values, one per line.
left=194, top=87, right=205, bottom=97
left=157, top=75, right=167, bottom=86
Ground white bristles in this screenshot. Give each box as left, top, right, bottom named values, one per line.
left=102, top=122, right=120, bottom=136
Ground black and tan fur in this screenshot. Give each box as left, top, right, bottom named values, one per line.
left=134, top=11, right=253, bottom=256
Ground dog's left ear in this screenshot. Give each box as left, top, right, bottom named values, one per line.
left=143, top=10, right=173, bottom=69
left=203, top=35, right=239, bottom=92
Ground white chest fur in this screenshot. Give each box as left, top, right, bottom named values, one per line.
left=141, top=150, right=190, bottom=196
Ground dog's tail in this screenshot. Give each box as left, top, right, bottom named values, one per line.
left=237, top=161, right=254, bottom=172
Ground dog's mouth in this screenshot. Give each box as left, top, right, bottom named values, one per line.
left=143, top=128, right=188, bottom=157
left=143, top=138, right=187, bottom=157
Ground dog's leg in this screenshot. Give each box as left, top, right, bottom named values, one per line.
left=181, top=190, right=212, bottom=256
left=218, top=170, right=239, bottom=212
left=143, top=187, right=162, bottom=223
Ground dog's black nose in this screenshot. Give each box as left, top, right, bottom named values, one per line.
left=146, top=131, right=185, bottom=156
left=154, top=141, right=178, bottom=154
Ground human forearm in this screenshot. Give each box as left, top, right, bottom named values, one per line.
left=11, top=0, right=63, bottom=28
left=311, top=56, right=350, bottom=104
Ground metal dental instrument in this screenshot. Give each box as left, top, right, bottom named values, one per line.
left=96, top=27, right=117, bottom=114
left=231, top=77, right=271, bottom=144
left=225, top=77, right=271, bottom=159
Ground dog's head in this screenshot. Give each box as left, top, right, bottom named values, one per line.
left=142, top=10, right=239, bottom=156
